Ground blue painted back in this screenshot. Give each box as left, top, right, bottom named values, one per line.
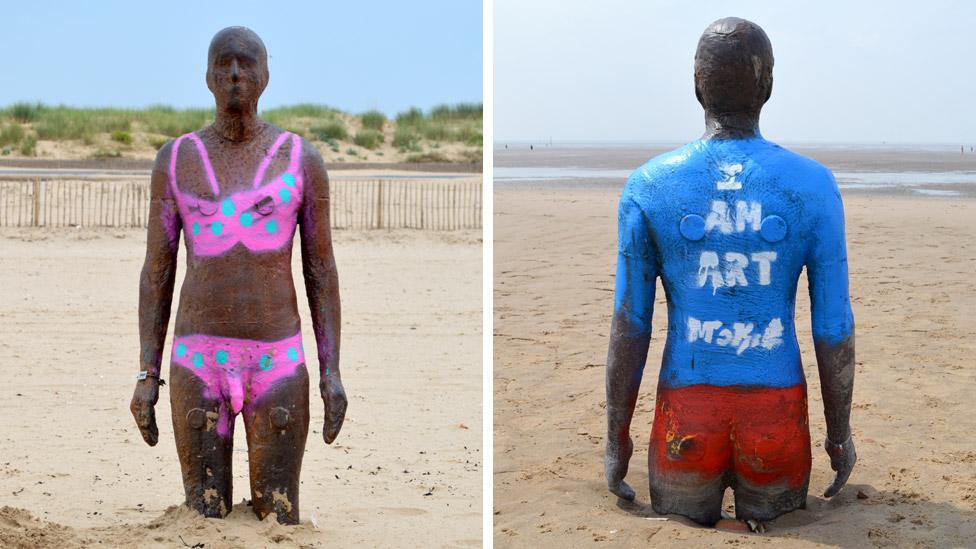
left=614, top=136, right=854, bottom=388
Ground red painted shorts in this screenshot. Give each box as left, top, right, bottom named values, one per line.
left=649, top=384, right=812, bottom=498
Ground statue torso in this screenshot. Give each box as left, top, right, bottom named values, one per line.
left=167, top=126, right=306, bottom=340
left=620, top=137, right=842, bottom=388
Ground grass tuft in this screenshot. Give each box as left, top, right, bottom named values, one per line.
left=405, top=151, right=449, bottom=163
left=8, top=102, right=42, bottom=122
left=19, top=134, right=37, bottom=156
left=111, top=130, right=133, bottom=145
left=0, top=124, right=25, bottom=147
left=310, top=121, right=348, bottom=142
left=353, top=129, right=384, bottom=150
left=360, top=110, right=387, bottom=131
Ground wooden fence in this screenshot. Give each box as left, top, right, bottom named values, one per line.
left=0, top=178, right=482, bottom=230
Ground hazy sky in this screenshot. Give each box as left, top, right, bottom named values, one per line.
left=0, top=0, right=482, bottom=116
left=495, top=0, right=976, bottom=144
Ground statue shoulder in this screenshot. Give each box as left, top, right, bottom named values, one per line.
left=296, top=134, right=326, bottom=167
left=624, top=143, right=701, bottom=198
left=151, top=138, right=178, bottom=176
left=292, top=134, right=329, bottom=189
left=768, top=143, right=836, bottom=183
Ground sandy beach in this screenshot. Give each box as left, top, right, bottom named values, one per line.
left=0, top=227, right=482, bottom=548
left=493, top=186, right=976, bottom=547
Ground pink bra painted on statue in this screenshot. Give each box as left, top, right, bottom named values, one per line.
left=169, top=131, right=303, bottom=256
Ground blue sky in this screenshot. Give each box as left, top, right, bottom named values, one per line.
left=0, top=0, right=482, bottom=116
left=495, top=0, right=976, bottom=144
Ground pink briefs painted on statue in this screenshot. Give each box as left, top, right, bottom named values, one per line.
left=171, top=332, right=307, bottom=435
left=169, top=131, right=304, bottom=256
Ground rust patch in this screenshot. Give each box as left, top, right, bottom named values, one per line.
left=667, top=433, right=697, bottom=459
left=271, top=488, right=293, bottom=513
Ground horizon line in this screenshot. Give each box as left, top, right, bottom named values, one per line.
left=493, top=139, right=975, bottom=148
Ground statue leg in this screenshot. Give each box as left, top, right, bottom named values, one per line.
left=648, top=385, right=732, bottom=525
left=731, top=384, right=812, bottom=522
left=243, top=365, right=310, bottom=525
left=170, top=364, right=236, bottom=518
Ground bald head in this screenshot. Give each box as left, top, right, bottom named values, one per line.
left=208, top=26, right=267, bottom=65
left=206, top=26, right=269, bottom=112
left=694, top=17, right=773, bottom=114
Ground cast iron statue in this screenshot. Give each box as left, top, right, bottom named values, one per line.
left=130, top=26, right=346, bottom=524
left=604, top=17, right=856, bottom=527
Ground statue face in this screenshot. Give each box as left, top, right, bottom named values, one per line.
left=206, top=27, right=269, bottom=112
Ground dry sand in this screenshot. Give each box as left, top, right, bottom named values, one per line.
left=0, top=228, right=482, bottom=548
left=493, top=188, right=976, bottom=547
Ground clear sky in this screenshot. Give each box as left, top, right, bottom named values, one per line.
left=0, top=0, right=482, bottom=116
left=495, top=0, right=976, bottom=144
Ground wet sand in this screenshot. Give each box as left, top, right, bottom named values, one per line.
left=494, top=145, right=976, bottom=198
left=0, top=228, right=482, bottom=548
left=493, top=187, right=976, bottom=547
left=495, top=143, right=976, bottom=172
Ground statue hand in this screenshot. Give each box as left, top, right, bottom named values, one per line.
left=823, top=436, right=856, bottom=498
left=320, top=375, right=347, bottom=444
left=605, top=435, right=635, bottom=501
left=130, top=379, right=160, bottom=446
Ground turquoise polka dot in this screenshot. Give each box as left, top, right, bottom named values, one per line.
left=282, top=172, right=296, bottom=187
left=265, top=220, right=278, bottom=234
left=175, top=343, right=186, bottom=357
left=221, top=199, right=235, bottom=216
left=287, top=347, right=298, bottom=361
left=259, top=354, right=273, bottom=371
left=240, top=212, right=253, bottom=227
left=192, top=352, right=204, bottom=368
left=279, top=187, right=291, bottom=203
left=215, top=349, right=228, bottom=365
left=211, top=221, right=223, bottom=236
left=191, top=222, right=201, bottom=236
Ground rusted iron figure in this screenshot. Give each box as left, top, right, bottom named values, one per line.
left=604, top=18, right=856, bottom=526
left=130, top=26, right=346, bottom=524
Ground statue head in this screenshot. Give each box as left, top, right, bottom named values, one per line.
left=694, top=18, right=773, bottom=116
left=206, top=26, right=269, bottom=113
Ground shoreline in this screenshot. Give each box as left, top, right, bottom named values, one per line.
left=494, top=145, right=976, bottom=198
left=492, top=178, right=976, bottom=199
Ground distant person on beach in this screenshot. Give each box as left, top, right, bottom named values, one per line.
left=130, top=26, right=346, bottom=524
left=605, top=17, right=856, bottom=529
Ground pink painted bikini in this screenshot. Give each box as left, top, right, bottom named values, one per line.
left=169, top=130, right=304, bottom=257
left=167, top=131, right=309, bottom=435
left=171, top=333, right=306, bottom=437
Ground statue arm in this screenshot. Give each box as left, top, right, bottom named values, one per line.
left=805, top=177, right=856, bottom=497
left=131, top=142, right=181, bottom=446
left=298, top=142, right=347, bottom=444
left=605, top=193, right=657, bottom=501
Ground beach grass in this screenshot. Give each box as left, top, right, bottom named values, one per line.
left=310, top=121, right=349, bottom=142
left=0, top=124, right=26, bottom=147
left=353, top=129, right=384, bottom=150
left=360, top=110, right=387, bottom=131
left=0, top=101, right=482, bottom=162
left=395, top=103, right=483, bottom=146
